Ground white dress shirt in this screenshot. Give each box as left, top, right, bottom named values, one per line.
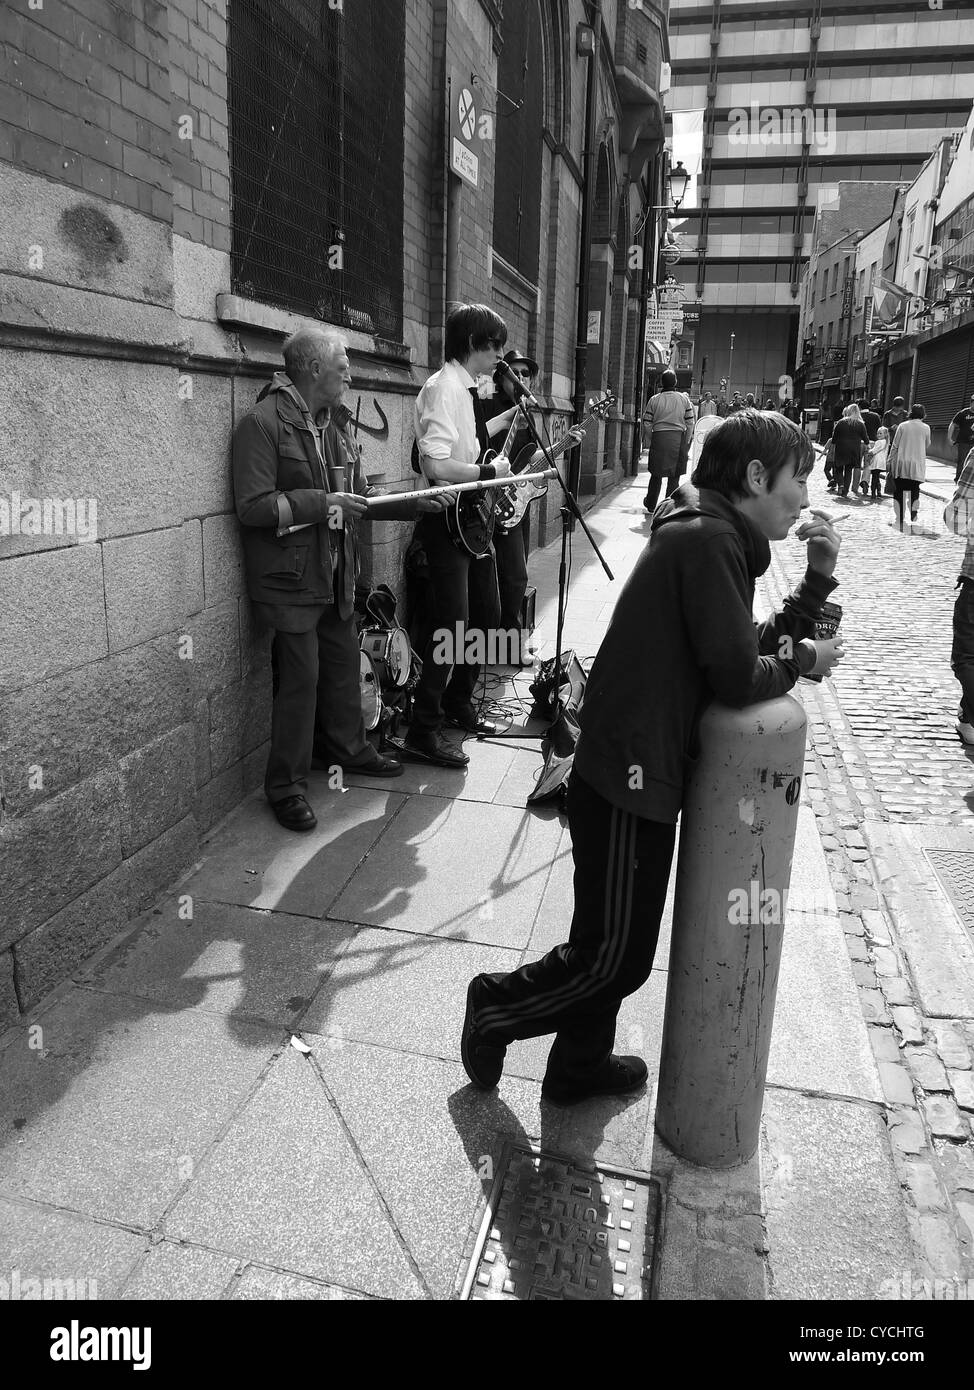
left=414, top=359, right=479, bottom=479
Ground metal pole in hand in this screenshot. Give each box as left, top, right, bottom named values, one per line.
left=655, top=694, right=807, bottom=1168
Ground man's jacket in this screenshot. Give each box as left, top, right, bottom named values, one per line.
left=231, top=372, right=367, bottom=617
left=573, top=483, right=838, bottom=823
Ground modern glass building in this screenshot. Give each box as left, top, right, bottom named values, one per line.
left=666, top=0, right=974, bottom=402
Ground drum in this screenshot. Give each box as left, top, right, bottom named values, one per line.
left=360, top=651, right=381, bottom=731
left=360, top=626, right=411, bottom=690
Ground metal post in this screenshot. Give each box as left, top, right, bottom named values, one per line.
left=655, top=694, right=808, bottom=1168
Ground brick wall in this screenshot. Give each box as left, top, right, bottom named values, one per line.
left=0, top=0, right=172, bottom=221
left=168, top=0, right=230, bottom=250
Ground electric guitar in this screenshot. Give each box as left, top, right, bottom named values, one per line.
left=444, top=409, right=521, bottom=558
left=494, top=392, right=616, bottom=531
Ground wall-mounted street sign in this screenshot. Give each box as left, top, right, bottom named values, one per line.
left=659, top=243, right=681, bottom=266
left=587, top=311, right=601, bottom=344
left=450, top=71, right=482, bottom=188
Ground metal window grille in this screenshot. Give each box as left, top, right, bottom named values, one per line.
left=492, top=0, right=543, bottom=284
left=227, top=0, right=404, bottom=339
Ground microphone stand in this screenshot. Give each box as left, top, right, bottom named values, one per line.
left=479, top=392, right=613, bottom=745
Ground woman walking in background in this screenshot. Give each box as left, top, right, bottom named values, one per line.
left=887, top=404, right=931, bottom=532
left=830, top=403, right=869, bottom=498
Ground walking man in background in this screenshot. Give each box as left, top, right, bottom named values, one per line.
left=641, top=369, right=695, bottom=513
left=949, top=394, right=974, bottom=483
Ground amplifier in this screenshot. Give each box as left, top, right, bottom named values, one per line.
left=519, top=586, right=537, bottom=635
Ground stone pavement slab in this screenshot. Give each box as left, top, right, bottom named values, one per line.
left=329, top=795, right=563, bottom=948
left=298, top=929, right=522, bottom=1058
left=118, top=1240, right=239, bottom=1300
left=761, top=1089, right=913, bottom=1300
left=0, top=1196, right=145, bottom=1299
left=165, top=1045, right=426, bottom=1299
left=866, top=822, right=974, bottom=1019
left=232, top=1265, right=369, bottom=1299
left=768, top=806, right=883, bottom=1101
left=0, top=988, right=277, bottom=1228
left=313, top=1039, right=547, bottom=1299
left=80, top=899, right=357, bottom=1030
left=182, top=785, right=406, bottom=918
left=649, top=1148, right=767, bottom=1301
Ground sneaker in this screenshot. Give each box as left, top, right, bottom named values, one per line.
left=460, top=976, right=506, bottom=1088
left=541, top=1054, right=649, bottom=1106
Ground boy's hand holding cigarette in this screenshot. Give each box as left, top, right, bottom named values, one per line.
left=793, top=507, right=842, bottom=579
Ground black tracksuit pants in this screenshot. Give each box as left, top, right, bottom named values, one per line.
left=474, top=772, right=676, bottom=1087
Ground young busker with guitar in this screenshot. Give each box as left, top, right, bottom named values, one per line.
left=405, top=304, right=519, bottom=768
left=461, top=409, right=845, bottom=1103
left=482, top=351, right=585, bottom=667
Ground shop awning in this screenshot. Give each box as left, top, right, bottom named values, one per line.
left=645, top=339, right=669, bottom=364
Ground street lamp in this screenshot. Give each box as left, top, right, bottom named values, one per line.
left=667, top=160, right=689, bottom=211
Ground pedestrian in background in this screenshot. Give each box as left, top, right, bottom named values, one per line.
left=641, top=369, right=696, bottom=514
left=948, top=394, right=974, bottom=483
left=883, top=396, right=909, bottom=438
left=945, top=446, right=974, bottom=747
left=830, top=403, right=869, bottom=498
left=868, top=425, right=889, bottom=501
left=887, top=404, right=930, bottom=532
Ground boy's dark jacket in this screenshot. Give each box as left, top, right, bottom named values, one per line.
left=573, top=483, right=838, bottom=823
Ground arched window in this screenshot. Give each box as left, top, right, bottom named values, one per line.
left=492, top=1, right=544, bottom=284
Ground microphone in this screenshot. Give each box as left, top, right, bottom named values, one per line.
left=497, top=360, right=540, bottom=409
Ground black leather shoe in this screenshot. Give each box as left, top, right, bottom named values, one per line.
left=541, top=1054, right=648, bottom=1106
left=403, top=729, right=470, bottom=768
left=443, top=705, right=498, bottom=735
left=461, top=976, right=506, bottom=1089
left=271, top=795, right=317, bottom=832
left=341, top=752, right=404, bottom=778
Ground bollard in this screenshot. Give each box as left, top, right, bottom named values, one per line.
left=654, top=694, right=807, bottom=1168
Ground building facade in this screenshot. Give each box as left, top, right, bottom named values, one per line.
left=667, top=0, right=974, bottom=404
left=0, top=0, right=668, bottom=1023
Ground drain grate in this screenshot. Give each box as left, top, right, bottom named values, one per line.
left=925, top=850, right=974, bottom=939
left=461, top=1143, right=662, bottom=1301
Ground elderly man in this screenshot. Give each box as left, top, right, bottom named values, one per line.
left=232, top=329, right=451, bottom=832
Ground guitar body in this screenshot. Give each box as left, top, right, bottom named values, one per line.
left=444, top=479, right=497, bottom=557
left=495, top=442, right=548, bottom=531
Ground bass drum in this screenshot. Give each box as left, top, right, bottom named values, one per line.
left=360, top=650, right=382, bottom=731
left=360, top=626, right=412, bottom=690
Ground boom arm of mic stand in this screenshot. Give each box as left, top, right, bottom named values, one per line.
left=517, top=404, right=613, bottom=582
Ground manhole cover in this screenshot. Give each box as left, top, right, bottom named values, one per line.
left=461, top=1143, right=662, bottom=1301
left=925, top=850, right=974, bottom=939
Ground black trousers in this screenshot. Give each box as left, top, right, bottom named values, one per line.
left=411, top=513, right=501, bottom=732
left=264, top=604, right=369, bottom=802
left=644, top=471, right=682, bottom=512
left=892, top=478, right=920, bottom=529
left=493, top=513, right=530, bottom=631
left=473, top=773, right=676, bottom=1087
